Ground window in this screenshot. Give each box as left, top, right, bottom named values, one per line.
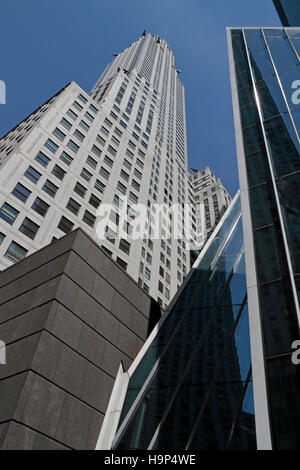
left=24, top=166, right=41, bottom=184
left=144, top=267, right=151, bottom=280
left=35, top=151, right=50, bottom=167
left=114, top=127, right=123, bottom=137
left=44, top=139, right=59, bottom=154
left=86, top=156, right=97, bottom=169
left=77, top=94, right=87, bottom=104
left=132, top=180, right=140, bottom=192
left=134, top=168, right=142, bottom=180
left=119, top=239, right=130, bottom=255
left=80, top=168, right=92, bottom=182
left=107, top=145, right=117, bottom=157
left=60, top=151, right=73, bottom=166
left=58, top=216, right=74, bottom=234
left=111, top=135, right=120, bottom=146
left=0, top=203, right=19, bottom=225
left=117, top=181, right=126, bottom=195
left=99, top=167, right=110, bottom=180
left=66, top=109, right=78, bottom=121
left=73, top=129, right=85, bottom=142
left=120, top=120, right=127, bottom=129
left=84, top=111, right=94, bottom=122
left=0, top=233, right=5, bottom=245
left=64, top=195, right=81, bottom=218
left=104, top=155, right=113, bottom=168
left=53, top=127, right=66, bottom=142
left=31, top=197, right=49, bottom=217
left=72, top=101, right=83, bottom=112
left=60, top=118, right=72, bottom=131
left=101, top=245, right=113, bottom=257
left=4, top=241, right=28, bottom=263
left=128, top=140, right=136, bottom=150
left=67, top=140, right=80, bottom=154
left=83, top=210, right=96, bottom=228
left=120, top=170, right=129, bottom=182
left=91, top=144, right=102, bottom=157
left=123, top=159, right=132, bottom=170
left=12, top=183, right=31, bottom=202
left=96, top=135, right=106, bottom=146
left=104, top=118, right=113, bottom=128
left=18, top=217, right=39, bottom=240
left=105, top=226, right=117, bottom=244
left=42, top=180, right=58, bottom=198
left=89, top=194, right=101, bottom=209
left=110, top=111, right=118, bottom=120
left=116, top=257, right=127, bottom=270
left=126, top=149, right=134, bottom=160
left=79, top=120, right=90, bottom=132
left=89, top=103, right=98, bottom=114
left=100, top=125, right=109, bottom=136
left=74, top=182, right=87, bottom=198
left=136, top=159, right=144, bottom=169
left=95, top=179, right=106, bottom=193
left=129, top=192, right=138, bottom=204
left=52, top=164, right=66, bottom=181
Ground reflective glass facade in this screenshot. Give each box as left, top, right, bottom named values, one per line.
left=273, top=0, right=300, bottom=27
left=111, top=195, right=256, bottom=450
left=229, top=28, right=300, bottom=449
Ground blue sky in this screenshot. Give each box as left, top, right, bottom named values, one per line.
left=0, top=0, right=280, bottom=196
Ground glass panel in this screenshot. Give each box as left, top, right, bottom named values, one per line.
left=254, top=225, right=289, bottom=283
left=259, top=279, right=299, bottom=356
left=264, top=29, right=297, bottom=71
left=265, top=354, right=300, bottom=449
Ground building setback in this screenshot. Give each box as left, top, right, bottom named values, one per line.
left=0, top=33, right=192, bottom=310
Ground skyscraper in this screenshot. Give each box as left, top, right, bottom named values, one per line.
left=227, top=26, right=300, bottom=449
left=189, top=167, right=231, bottom=256
left=0, top=33, right=192, bottom=308
left=273, top=0, right=300, bottom=26
left=96, top=193, right=256, bottom=450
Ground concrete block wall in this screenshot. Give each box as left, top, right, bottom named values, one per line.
left=0, top=229, right=160, bottom=449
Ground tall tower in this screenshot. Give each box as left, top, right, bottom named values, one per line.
left=227, top=26, right=300, bottom=449
left=189, top=166, right=231, bottom=262
left=0, top=33, right=191, bottom=308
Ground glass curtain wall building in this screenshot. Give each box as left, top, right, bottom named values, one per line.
left=97, top=193, right=257, bottom=450
left=227, top=27, right=300, bottom=449
left=273, top=0, right=300, bottom=27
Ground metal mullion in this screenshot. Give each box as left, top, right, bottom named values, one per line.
left=226, top=366, right=253, bottom=449
left=284, top=27, right=300, bottom=67
left=147, top=246, right=244, bottom=450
